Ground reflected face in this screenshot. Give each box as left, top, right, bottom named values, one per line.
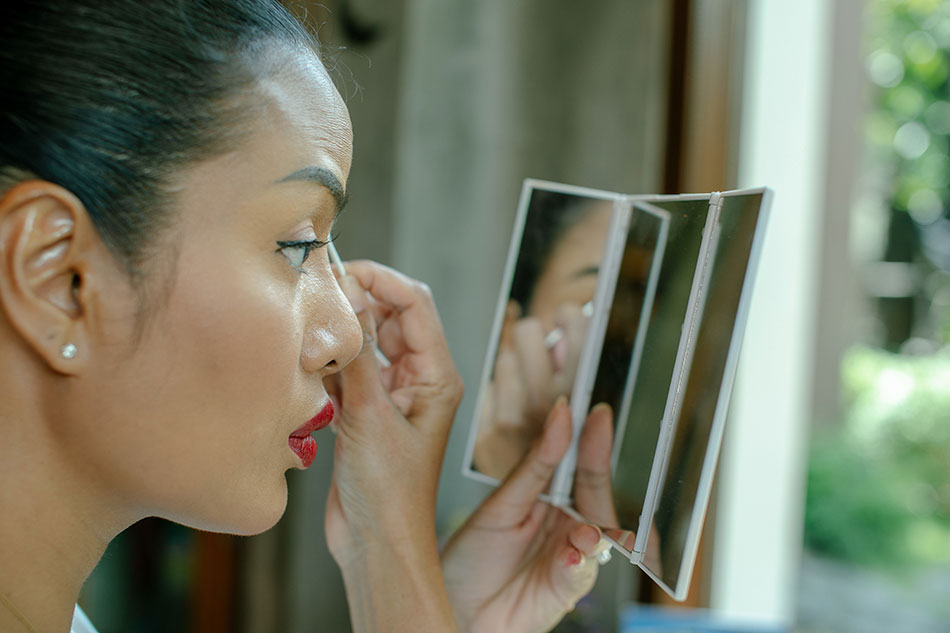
left=528, top=202, right=612, bottom=331
left=60, top=51, right=363, bottom=535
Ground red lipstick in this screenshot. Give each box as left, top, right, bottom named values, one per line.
left=289, top=401, right=334, bottom=468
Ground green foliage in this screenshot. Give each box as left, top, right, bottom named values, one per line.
left=864, top=0, right=950, bottom=346
left=803, top=346, right=950, bottom=568
left=804, top=0, right=950, bottom=573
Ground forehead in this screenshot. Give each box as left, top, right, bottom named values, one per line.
left=252, top=51, right=353, bottom=186
left=167, top=51, right=352, bottom=236
left=545, top=206, right=612, bottom=277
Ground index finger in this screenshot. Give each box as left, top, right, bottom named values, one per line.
left=343, top=260, right=451, bottom=357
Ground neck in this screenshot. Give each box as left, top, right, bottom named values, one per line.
left=0, top=415, right=135, bottom=633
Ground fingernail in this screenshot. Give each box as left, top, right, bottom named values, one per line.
left=590, top=402, right=612, bottom=417
left=340, top=275, right=367, bottom=313
left=565, top=547, right=582, bottom=568
left=546, top=395, right=569, bottom=430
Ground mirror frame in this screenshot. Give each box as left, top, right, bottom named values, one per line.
left=461, top=179, right=773, bottom=601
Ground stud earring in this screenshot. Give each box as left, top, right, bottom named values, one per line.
left=60, top=343, right=77, bottom=359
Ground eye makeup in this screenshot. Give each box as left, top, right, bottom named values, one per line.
left=276, top=238, right=328, bottom=270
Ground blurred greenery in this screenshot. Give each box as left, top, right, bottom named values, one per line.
left=803, top=0, right=950, bottom=574
left=865, top=0, right=950, bottom=346
left=804, top=345, right=950, bottom=568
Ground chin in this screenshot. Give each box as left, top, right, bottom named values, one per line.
left=170, top=480, right=289, bottom=536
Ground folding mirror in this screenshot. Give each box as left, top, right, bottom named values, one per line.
left=462, top=180, right=772, bottom=600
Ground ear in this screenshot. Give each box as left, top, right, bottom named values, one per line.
left=0, top=181, right=101, bottom=375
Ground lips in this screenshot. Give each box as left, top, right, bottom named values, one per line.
left=288, top=401, right=335, bottom=468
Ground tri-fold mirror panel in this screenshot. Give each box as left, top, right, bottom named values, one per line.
left=462, top=180, right=772, bottom=600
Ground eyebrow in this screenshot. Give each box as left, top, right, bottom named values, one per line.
left=571, top=265, right=600, bottom=279
left=276, top=166, right=349, bottom=219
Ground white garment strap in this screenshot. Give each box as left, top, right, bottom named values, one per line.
left=71, top=605, right=98, bottom=633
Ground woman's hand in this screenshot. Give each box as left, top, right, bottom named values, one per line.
left=323, top=260, right=463, bottom=632
left=473, top=302, right=589, bottom=480
left=442, top=399, right=617, bottom=633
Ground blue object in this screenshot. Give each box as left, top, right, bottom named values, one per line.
left=620, top=605, right=788, bottom=633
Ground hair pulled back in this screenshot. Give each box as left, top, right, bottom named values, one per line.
left=0, top=1, right=317, bottom=276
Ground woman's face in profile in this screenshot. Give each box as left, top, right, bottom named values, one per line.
left=65, top=52, right=363, bottom=535
left=527, top=202, right=612, bottom=332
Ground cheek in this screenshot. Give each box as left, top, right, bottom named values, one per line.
left=171, top=273, right=300, bottom=394
left=76, top=261, right=308, bottom=529
left=156, top=263, right=306, bottom=469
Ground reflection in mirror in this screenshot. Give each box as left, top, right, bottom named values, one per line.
left=466, top=182, right=770, bottom=602
left=644, top=193, right=766, bottom=598
left=472, top=189, right=613, bottom=481
left=590, top=198, right=711, bottom=550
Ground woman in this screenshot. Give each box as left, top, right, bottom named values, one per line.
left=474, top=192, right=612, bottom=480
left=0, top=2, right=613, bottom=632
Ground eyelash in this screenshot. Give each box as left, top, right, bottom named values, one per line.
left=275, top=236, right=333, bottom=272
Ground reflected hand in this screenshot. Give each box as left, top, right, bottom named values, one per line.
left=442, top=400, right=612, bottom=633
left=324, top=261, right=463, bottom=567
left=473, top=301, right=589, bottom=480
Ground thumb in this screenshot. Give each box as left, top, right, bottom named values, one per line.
left=476, top=397, right=572, bottom=524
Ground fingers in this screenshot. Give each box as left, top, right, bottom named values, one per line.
left=552, top=303, right=588, bottom=392
left=567, top=523, right=602, bottom=558
left=549, top=523, right=604, bottom=611
left=492, top=347, right=527, bottom=428
left=336, top=275, right=388, bottom=404
left=513, top=317, right=554, bottom=414
left=343, top=260, right=451, bottom=360
left=500, top=300, right=521, bottom=349
left=340, top=260, right=462, bottom=433
left=474, top=397, right=572, bottom=525
left=556, top=522, right=610, bottom=580
left=574, top=403, right=619, bottom=527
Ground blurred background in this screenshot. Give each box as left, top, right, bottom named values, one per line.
left=79, top=0, right=950, bottom=631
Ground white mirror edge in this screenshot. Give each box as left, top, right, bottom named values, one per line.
left=642, top=187, right=775, bottom=601
left=459, top=181, right=776, bottom=605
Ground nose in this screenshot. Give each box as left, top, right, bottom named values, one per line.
left=300, top=268, right=363, bottom=377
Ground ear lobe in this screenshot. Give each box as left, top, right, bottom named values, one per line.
left=0, top=181, right=91, bottom=374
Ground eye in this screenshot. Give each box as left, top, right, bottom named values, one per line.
left=276, top=238, right=330, bottom=272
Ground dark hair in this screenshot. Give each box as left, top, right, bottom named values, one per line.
left=509, top=190, right=593, bottom=311
left=0, top=0, right=318, bottom=277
